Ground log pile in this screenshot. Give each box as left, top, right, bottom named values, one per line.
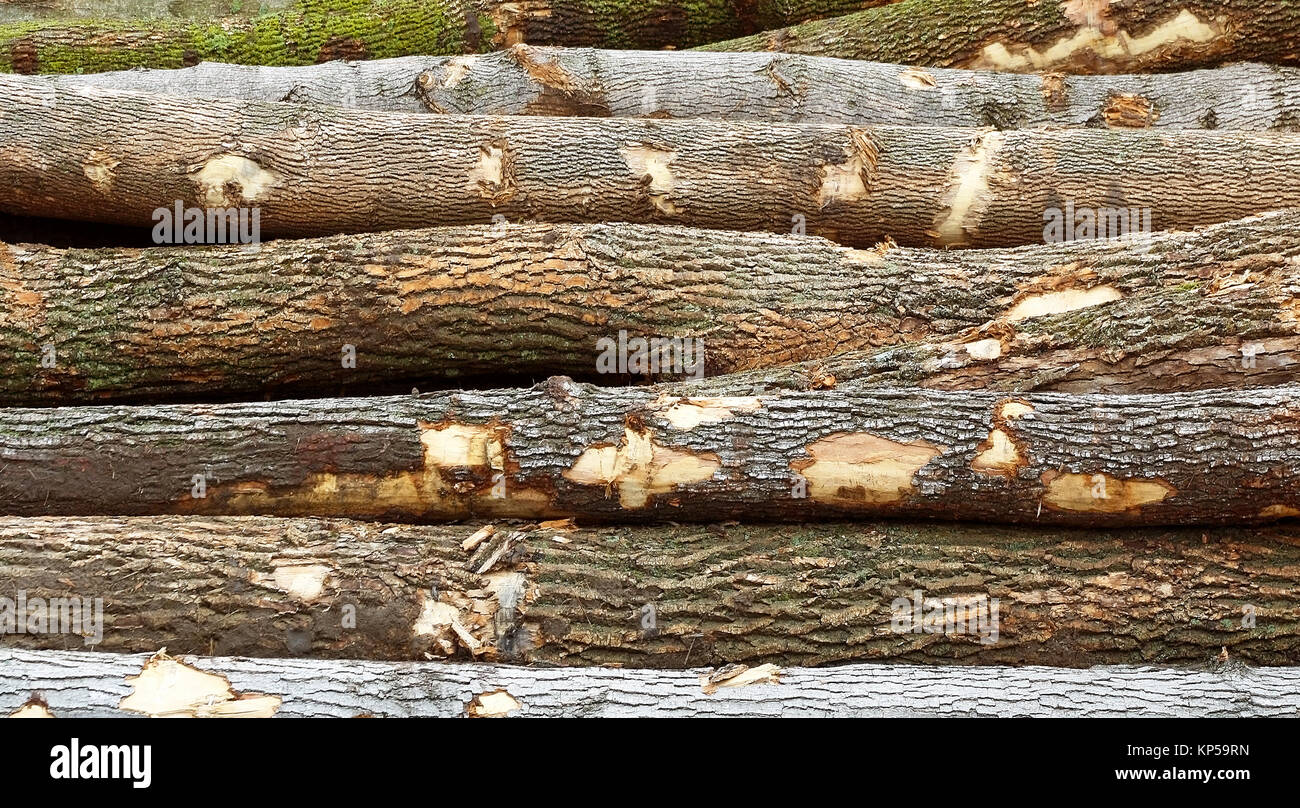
left=1, top=0, right=1298, bottom=719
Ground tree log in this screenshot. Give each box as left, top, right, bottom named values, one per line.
left=699, top=0, right=1300, bottom=74
left=0, top=384, right=1297, bottom=526
left=0, top=0, right=892, bottom=74
left=0, top=0, right=486, bottom=75
left=0, top=0, right=291, bottom=24
left=2, top=211, right=1297, bottom=404
left=30, top=48, right=1300, bottom=131
left=1, top=515, right=1298, bottom=666
left=4, top=78, right=1300, bottom=247
left=2, top=648, right=1296, bottom=717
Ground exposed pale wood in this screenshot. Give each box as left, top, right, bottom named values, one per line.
left=0, top=384, right=1297, bottom=526
left=700, top=0, right=1300, bottom=74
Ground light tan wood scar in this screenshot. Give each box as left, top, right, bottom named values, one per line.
left=792, top=432, right=944, bottom=505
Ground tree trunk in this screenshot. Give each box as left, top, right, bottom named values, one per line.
left=1, top=515, right=1298, bottom=667
left=33, top=47, right=1300, bottom=131
left=0, top=0, right=486, bottom=75
left=699, top=0, right=1300, bottom=74
left=2, top=648, right=1296, bottom=717
left=0, top=0, right=893, bottom=74
left=4, top=78, right=1300, bottom=248
left=0, top=0, right=291, bottom=24
left=2, top=211, right=1297, bottom=404
left=0, top=383, right=1297, bottom=526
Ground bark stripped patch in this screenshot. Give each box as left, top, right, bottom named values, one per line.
left=968, top=8, right=1229, bottom=73
left=564, top=425, right=720, bottom=508
left=489, top=0, right=552, bottom=47
left=1260, top=504, right=1300, bottom=519
left=1040, top=73, right=1070, bottom=109
left=932, top=130, right=1005, bottom=247
left=266, top=562, right=331, bottom=602
left=620, top=145, right=679, bottom=215
left=1040, top=471, right=1175, bottom=513
left=899, top=68, right=937, bottom=90
left=792, top=433, right=944, bottom=506
left=467, top=139, right=517, bottom=205
left=81, top=150, right=120, bottom=193
left=190, top=154, right=278, bottom=207
left=9, top=696, right=53, bottom=718
left=653, top=395, right=762, bottom=430
left=1103, top=93, right=1159, bottom=127
left=466, top=689, right=521, bottom=717
left=972, top=400, right=1036, bottom=477
left=181, top=421, right=546, bottom=519
left=701, top=663, right=781, bottom=694
left=1005, top=285, right=1123, bottom=322
left=119, top=651, right=280, bottom=717
left=817, top=128, right=879, bottom=208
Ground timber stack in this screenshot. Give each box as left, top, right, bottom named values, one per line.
left=0, top=0, right=1298, bottom=720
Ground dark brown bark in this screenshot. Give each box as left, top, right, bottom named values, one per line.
left=0, top=383, right=1297, bottom=526
left=1, top=515, right=1297, bottom=667
left=700, top=0, right=1300, bottom=74
left=4, top=211, right=1296, bottom=404
left=4, top=77, right=1300, bottom=247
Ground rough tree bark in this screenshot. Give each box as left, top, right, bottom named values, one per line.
left=700, top=0, right=1300, bottom=74
left=30, top=48, right=1300, bottom=131
left=0, top=0, right=289, bottom=24
left=4, top=78, right=1300, bottom=247
left=3, top=648, right=1293, bottom=717
left=2, top=211, right=1297, bottom=404
left=0, top=516, right=1296, bottom=667
left=0, top=384, right=1297, bottom=526
left=0, top=0, right=486, bottom=75
left=0, top=0, right=893, bottom=73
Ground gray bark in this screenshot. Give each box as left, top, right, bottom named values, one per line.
left=31, top=48, right=1300, bottom=130
left=4, top=76, right=1300, bottom=247
left=1, top=648, right=1295, bottom=717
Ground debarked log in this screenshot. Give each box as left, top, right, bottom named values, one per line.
left=698, top=0, right=1300, bottom=75
left=5, top=648, right=1297, bottom=717
left=4, top=76, right=1300, bottom=247
left=1, top=515, right=1297, bottom=667
left=0, top=383, right=1297, bottom=526
left=4, top=212, right=1297, bottom=404
left=29, top=47, right=1300, bottom=131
